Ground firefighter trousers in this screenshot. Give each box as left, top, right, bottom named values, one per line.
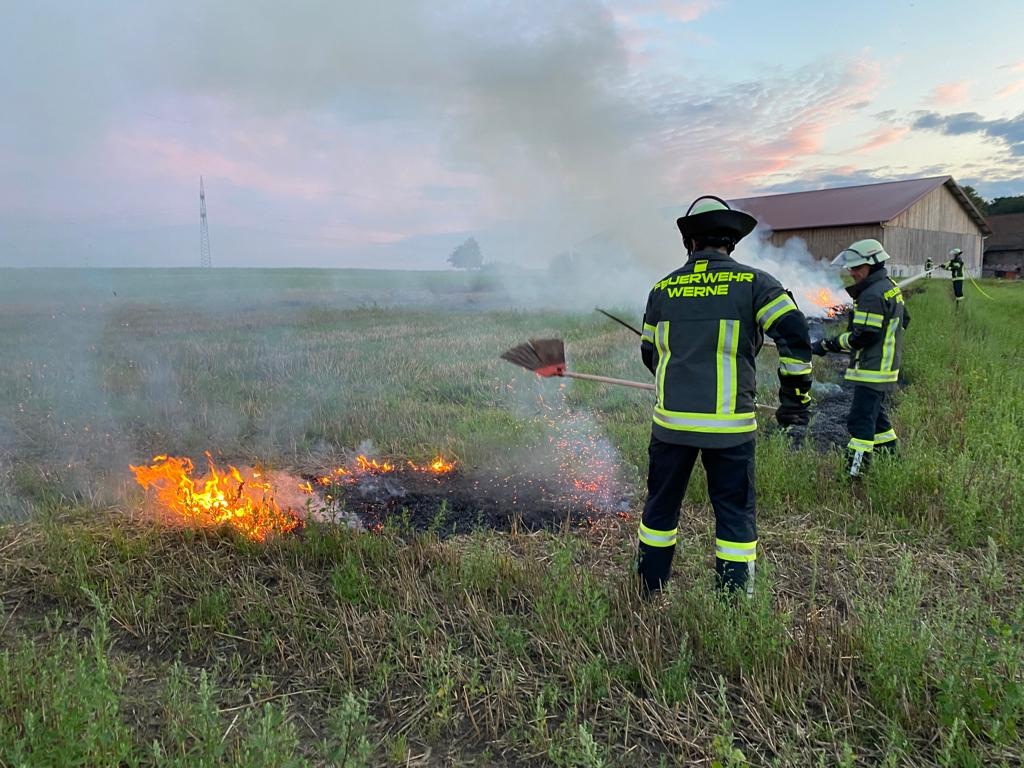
left=846, top=385, right=897, bottom=476
left=637, top=436, right=756, bottom=596
left=953, top=279, right=964, bottom=301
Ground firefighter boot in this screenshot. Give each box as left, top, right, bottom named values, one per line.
left=637, top=543, right=675, bottom=598
left=846, top=449, right=872, bottom=479
left=716, top=558, right=754, bottom=598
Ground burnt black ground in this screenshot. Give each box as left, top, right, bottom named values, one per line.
left=307, top=469, right=631, bottom=537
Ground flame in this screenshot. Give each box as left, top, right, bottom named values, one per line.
left=315, top=454, right=455, bottom=487
left=408, top=456, right=456, bottom=474
left=805, top=286, right=849, bottom=318
left=130, top=453, right=299, bottom=541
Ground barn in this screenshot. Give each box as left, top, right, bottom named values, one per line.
left=983, top=213, right=1024, bottom=278
left=730, top=176, right=990, bottom=278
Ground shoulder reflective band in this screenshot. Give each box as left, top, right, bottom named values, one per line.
left=755, top=293, right=797, bottom=331
left=778, top=356, right=812, bottom=376
left=874, top=429, right=897, bottom=444
left=880, top=316, right=898, bottom=371
left=654, top=321, right=671, bottom=406
left=639, top=522, right=677, bottom=548
left=641, top=322, right=656, bottom=344
left=853, top=311, right=884, bottom=328
left=838, top=332, right=852, bottom=351
left=845, top=368, right=899, bottom=384
left=715, top=538, right=756, bottom=562
left=653, top=407, right=757, bottom=433
left=848, top=437, right=874, bottom=452
left=716, top=319, right=739, bottom=414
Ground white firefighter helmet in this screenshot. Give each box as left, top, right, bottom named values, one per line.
left=948, top=247, right=963, bottom=257
left=831, top=238, right=891, bottom=268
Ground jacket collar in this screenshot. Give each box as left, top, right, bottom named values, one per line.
left=685, top=248, right=735, bottom=265
left=845, top=267, right=889, bottom=299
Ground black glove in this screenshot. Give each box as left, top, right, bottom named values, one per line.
left=810, top=338, right=828, bottom=356
left=776, top=381, right=811, bottom=428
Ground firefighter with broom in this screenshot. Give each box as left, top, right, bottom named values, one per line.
left=636, top=196, right=814, bottom=598
left=811, top=239, right=909, bottom=478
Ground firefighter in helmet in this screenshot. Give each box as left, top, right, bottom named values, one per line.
left=637, top=196, right=813, bottom=597
left=812, top=239, right=910, bottom=477
left=941, top=247, right=965, bottom=304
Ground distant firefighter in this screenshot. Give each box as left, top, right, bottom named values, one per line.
left=925, top=255, right=933, bottom=278
left=941, top=247, right=965, bottom=304
left=812, top=239, right=910, bottom=478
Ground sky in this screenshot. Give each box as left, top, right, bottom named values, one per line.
left=2, top=0, right=1023, bottom=269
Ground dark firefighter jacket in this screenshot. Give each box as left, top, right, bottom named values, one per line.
left=833, top=267, right=909, bottom=392
left=640, top=249, right=813, bottom=449
left=943, top=255, right=965, bottom=282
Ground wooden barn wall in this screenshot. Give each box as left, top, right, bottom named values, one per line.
left=882, top=227, right=983, bottom=276
left=767, top=225, right=882, bottom=263
left=888, top=185, right=979, bottom=235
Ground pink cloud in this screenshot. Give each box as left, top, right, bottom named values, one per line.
left=996, top=80, right=1024, bottom=99
left=109, top=133, right=331, bottom=201
left=660, top=0, right=718, bottom=22
left=928, top=80, right=971, bottom=107
left=852, top=126, right=911, bottom=154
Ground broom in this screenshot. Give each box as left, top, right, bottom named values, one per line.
left=501, top=338, right=655, bottom=391
left=501, top=338, right=777, bottom=410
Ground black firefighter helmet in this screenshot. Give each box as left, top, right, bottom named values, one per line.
left=676, top=195, right=757, bottom=254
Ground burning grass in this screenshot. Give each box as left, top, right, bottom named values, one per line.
left=2, top=271, right=1024, bottom=764
left=130, top=453, right=302, bottom=541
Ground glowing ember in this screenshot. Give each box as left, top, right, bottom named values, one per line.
left=315, top=454, right=455, bottom=486
left=130, top=453, right=300, bottom=541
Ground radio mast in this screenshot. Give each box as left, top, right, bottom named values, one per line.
left=199, top=177, right=212, bottom=268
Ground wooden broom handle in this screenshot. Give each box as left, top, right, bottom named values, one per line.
left=561, top=371, right=655, bottom=390
left=560, top=372, right=777, bottom=412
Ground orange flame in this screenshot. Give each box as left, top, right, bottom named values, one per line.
left=408, top=456, right=456, bottom=474
left=130, top=453, right=299, bottom=541
left=316, top=454, right=455, bottom=486
left=805, top=286, right=848, bottom=318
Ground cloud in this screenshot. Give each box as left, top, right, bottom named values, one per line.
left=851, top=126, right=910, bottom=154
left=996, top=81, right=1024, bottom=100
left=913, top=110, right=1024, bottom=155
left=927, top=80, right=971, bottom=107
left=658, top=0, right=719, bottom=23
left=647, top=58, right=882, bottom=193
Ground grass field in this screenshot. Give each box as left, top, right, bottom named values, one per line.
left=1, top=269, right=1022, bottom=765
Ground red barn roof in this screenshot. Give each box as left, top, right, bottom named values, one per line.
left=730, top=176, right=991, bottom=235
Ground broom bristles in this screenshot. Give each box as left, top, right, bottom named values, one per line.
left=501, top=338, right=566, bottom=377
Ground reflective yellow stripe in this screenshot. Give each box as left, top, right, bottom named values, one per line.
left=715, top=538, right=757, bottom=562
left=778, top=356, right=812, bottom=376
left=853, top=311, right=884, bottom=328
left=716, top=319, right=739, bottom=414
left=653, top=407, right=756, bottom=434
left=848, top=437, right=874, bottom=452
left=756, top=294, right=797, bottom=331
left=641, top=323, right=656, bottom=344
left=874, top=429, right=897, bottom=444
left=880, top=318, right=897, bottom=372
left=838, top=332, right=852, bottom=351
left=845, top=368, right=899, bottom=384
left=639, top=522, right=677, bottom=548
left=654, top=321, right=671, bottom=407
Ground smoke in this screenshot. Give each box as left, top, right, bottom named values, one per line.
left=733, top=230, right=848, bottom=317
